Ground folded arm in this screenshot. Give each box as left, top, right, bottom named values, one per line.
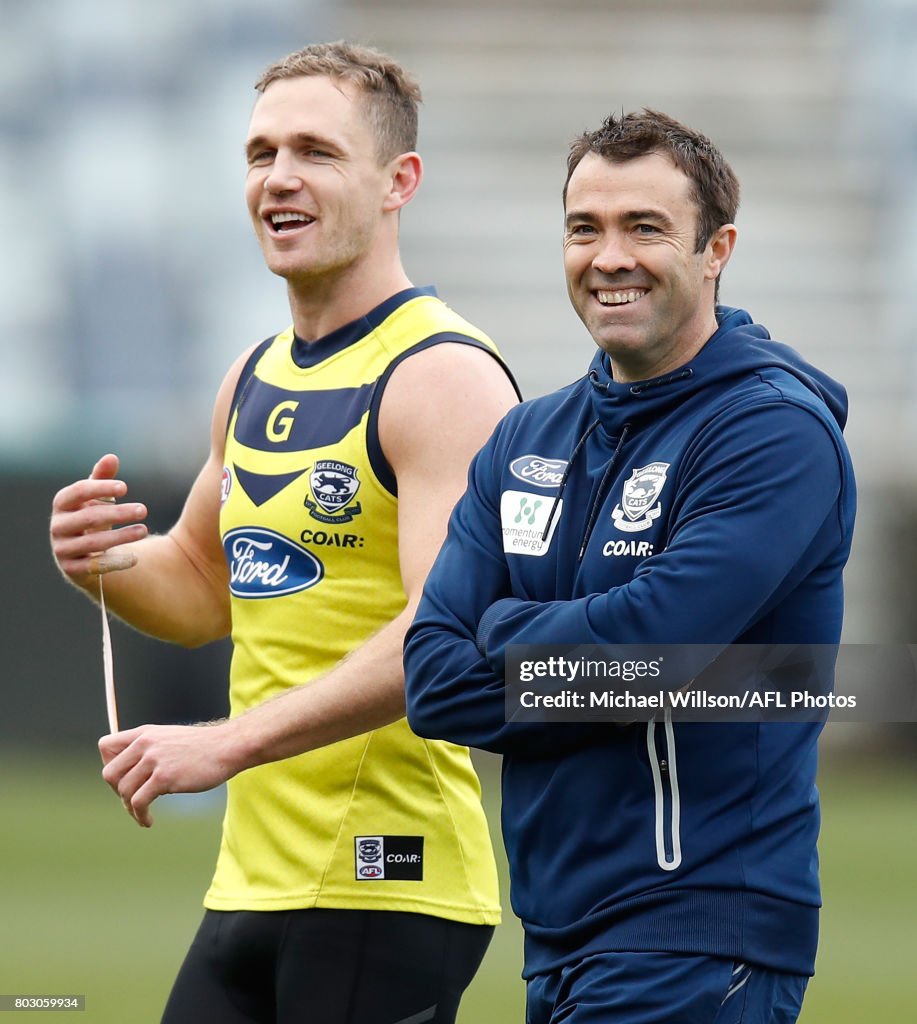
left=406, top=401, right=849, bottom=753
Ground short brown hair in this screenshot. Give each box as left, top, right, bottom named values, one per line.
left=564, top=109, right=740, bottom=253
left=255, top=41, right=422, bottom=164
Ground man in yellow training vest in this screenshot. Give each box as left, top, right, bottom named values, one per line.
left=49, top=42, right=519, bottom=1023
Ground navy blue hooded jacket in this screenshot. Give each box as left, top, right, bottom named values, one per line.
left=404, top=307, right=856, bottom=979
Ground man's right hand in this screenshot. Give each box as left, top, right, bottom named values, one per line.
left=50, top=453, right=149, bottom=585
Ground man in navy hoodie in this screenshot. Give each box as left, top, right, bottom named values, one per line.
left=404, top=109, right=856, bottom=1023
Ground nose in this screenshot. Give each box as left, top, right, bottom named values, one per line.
left=263, top=150, right=302, bottom=195
left=592, top=234, right=637, bottom=275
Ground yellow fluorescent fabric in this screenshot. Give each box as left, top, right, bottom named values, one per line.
left=208, top=290, right=508, bottom=923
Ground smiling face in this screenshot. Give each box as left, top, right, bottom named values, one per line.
left=244, top=75, right=401, bottom=290
left=563, top=151, right=735, bottom=382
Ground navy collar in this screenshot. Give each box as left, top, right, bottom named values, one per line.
left=291, top=285, right=438, bottom=368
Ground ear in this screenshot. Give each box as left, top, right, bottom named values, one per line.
left=383, top=152, right=423, bottom=212
left=704, top=223, right=737, bottom=282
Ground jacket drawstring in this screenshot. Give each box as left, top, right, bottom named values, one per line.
left=578, top=423, right=631, bottom=561
left=629, top=367, right=693, bottom=394
left=540, top=419, right=600, bottom=542
left=539, top=365, right=685, bottom=553
left=539, top=418, right=632, bottom=563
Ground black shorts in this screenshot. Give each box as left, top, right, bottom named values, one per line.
left=161, top=908, right=494, bottom=1024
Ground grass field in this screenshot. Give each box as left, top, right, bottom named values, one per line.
left=0, top=745, right=914, bottom=1021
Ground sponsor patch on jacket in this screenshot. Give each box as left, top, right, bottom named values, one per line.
left=501, top=490, right=563, bottom=556
left=355, top=836, right=424, bottom=880
left=223, top=527, right=324, bottom=598
left=509, top=454, right=568, bottom=489
left=612, top=463, right=670, bottom=533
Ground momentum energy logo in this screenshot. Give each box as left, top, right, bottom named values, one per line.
left=501, top=490, right=563, bottom=556
left=223, top=527, right=323, bottom=598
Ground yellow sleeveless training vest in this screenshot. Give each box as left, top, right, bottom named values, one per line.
left=207, top=287, right=509, bottom=923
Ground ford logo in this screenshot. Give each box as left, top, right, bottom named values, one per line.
left=509, top=454, right=568, bottom=489
left=223, top=528, right=323, bottom=599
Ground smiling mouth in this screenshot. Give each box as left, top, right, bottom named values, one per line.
left=596, top=289, right=648, bottom=305
left=267, top=212, right=316, bottom=233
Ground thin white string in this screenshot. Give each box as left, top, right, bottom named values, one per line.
left=99, top=576, right=119, bottom=733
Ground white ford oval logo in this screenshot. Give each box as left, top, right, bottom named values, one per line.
left=509, top=454, right=568, bottom=489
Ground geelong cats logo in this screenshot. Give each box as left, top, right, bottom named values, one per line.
left=305, top=461, right=362, bottom=524
left=612, top=463, right=670, bottom=533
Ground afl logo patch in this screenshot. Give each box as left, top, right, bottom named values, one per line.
left=355, top=835, right=424, bottom=881
left=223, top=527, right=323, bottom=598
left=220, top=466, right=232, bottom=506
left=509, top=454, right=568, bottom=489
left=612, top=463, right=670, bottom=533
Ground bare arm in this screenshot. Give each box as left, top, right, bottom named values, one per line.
left=99, top=342, right=518, bottom=825
left=49, top=346, right=256, bottom=647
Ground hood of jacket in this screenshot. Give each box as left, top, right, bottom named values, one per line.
left=586, top=305, right=849, bottom=435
